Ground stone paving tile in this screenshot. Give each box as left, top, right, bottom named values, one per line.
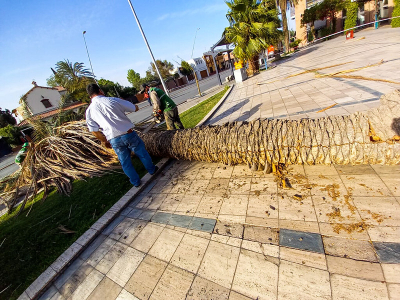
left=330, top=274, right=389, bottom=300
left=138, top=209, right=156, bottom=221
left=86, top=238, right=117, bottom=268
left=323, top=236, right=378, bottom=262
left=205, top=179, right=230, bottom=196
left=334, top=164, right=375, bottom=175
left=382, top=264, right=400, bottom=283
left=196, top=195, right=223, bottom=217
left=340, top=174, right=393, bottom=197
left=228, top=178, right=252, bottom=194
left=250, top=176, right=277, bottom=195
left=95, top=241, right=128, bottom=274
left=160, top=194, right=184, bottom=212
left=213, top=164, right=234, bottom=179
left=175, top=194, right=203, bottom=213
left=326, top=255, right=384, bottom=282
left=232, top=249, right=278, bottom=299
left=213, top=222, right=244, bottom=238
left=86, top=276, right=122, bottom=300
left=146, top=194, right=167, bottom=210
left=188, top=217, right=216, bottom=233
left=280, top=247, right=327, bottom=270
left=115, top=289, right=139, bottom=300
left=247, top=192, right=278, bottom=218
left=219, top=195, right=249, bottom=216
left=241, top=240, right=279, bottom=258
left=353, top=197, right=400, bottom=226
left=102, top=216, right=125, bottom=236
left=318, top=222, right=370, bottom=240
left=130, top=223, right=164, bottom=253
left=379, top=174, right=400, bottom=197
left=228, top=291, right=252, bottom=300
left=171, top=234, right=209, bottom=273
left=186, top=276, right=230, bottom=300
left=278, top=190, right=318, bottom=222
left=148, top=227, right=185, bottom=262
left=280, top=229, right=324, bottom=254
left=119, top=220, right=147, bottom=245
left=107, top=246, right=145, bottom=287
left=125, top=255, right=167, bottom=300
left=245, top=216, right=278, bottom=228
left=304, top=165, right=338, bottom=176
left=151, top=212, right=172, bottom=224
left=79, top=234, right=108, bottom=261
left=126, top=208, right=142, bottom=219
left=243, top=225, right=279, bottom=245
left=149, top=265, right=194, bottom=300
left=278, top=260, right=331, bottom=300
left=368, top=226, right=400, bottom=243
left=168, top=214, right=193, bottom=228
left=108, top=217, right=135, bottom=241
left=57, top=261, right=93, bottom=298
left=67, top=268, right=104, bottom=300
left=373, top=242, right=400, bottom=263
left=388, top=284, right=400, bottom=300
left=198, top=241, right=240, bottom=289
left=279, top=219, right=320, bottom=234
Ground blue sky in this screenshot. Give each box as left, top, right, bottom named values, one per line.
left=0, top=0, right=230, bottom=111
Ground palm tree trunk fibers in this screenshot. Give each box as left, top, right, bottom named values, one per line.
left=139, top=91, right=400, bottom=167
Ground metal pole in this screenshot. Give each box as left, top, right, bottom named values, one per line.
left=191, top=28, right=200, bottom=59
left=126, top=0, right=170, bottom=96
left=82, top=31, right=98, bottom=84
left=212, top=54, right=222, bottom=85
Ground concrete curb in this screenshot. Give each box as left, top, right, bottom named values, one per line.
left=19, top=158, right=170, bottom=300
left=19, top=85, right=234, bottom=300
left=197, top=84, right=234, bottom=127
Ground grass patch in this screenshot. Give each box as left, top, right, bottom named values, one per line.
left=0, top=157, right=159, bottom=300
left=158, top=86, right=229, bottom=130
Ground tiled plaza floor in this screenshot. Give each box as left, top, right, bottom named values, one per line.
left=36, top=160, right=400, bottom=300
left=207, top=26, right=400, bottom=124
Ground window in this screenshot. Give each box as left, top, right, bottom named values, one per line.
left=41, top=99, right=52, bottom=108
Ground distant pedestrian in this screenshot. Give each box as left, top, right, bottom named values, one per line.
left=85, top=83, right=158, bottom=187
left=139, top=84, right=184, bottom=130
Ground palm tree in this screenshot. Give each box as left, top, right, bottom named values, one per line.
left=52, top=60, right=95, bottom=103
left=225, top=0, right=281, bottom=76
left=277, top=0, right=297, bottom=52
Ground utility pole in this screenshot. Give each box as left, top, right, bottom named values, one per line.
left=374, top=0, right=379, bottom=29
left=126, top=0, right=170, bottom=96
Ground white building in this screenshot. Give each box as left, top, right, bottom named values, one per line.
left=14, top=81, right=87, bottom=125
left=187, top=58, right=209, bottom=80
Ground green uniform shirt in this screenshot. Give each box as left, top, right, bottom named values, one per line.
left=149, top=87, right=176, bottom=112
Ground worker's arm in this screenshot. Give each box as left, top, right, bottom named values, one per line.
left=91, top=131, right=112, bottom=148
left=150, top=91, right=162, bottom=112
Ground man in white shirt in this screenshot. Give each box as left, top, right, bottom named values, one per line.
left=85, top=83, right=157, bottom=187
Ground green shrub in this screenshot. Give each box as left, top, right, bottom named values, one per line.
left=392, top=0, right=400, bottom=27
left=0, top=125, right=22, bottom=147
left=320, top=27, right=333, bottom=38
left=308, top=30, right=314, bottom=42
left=344, top=1, right=358, bottom=32
left=289, top=39, right=302, bottom=48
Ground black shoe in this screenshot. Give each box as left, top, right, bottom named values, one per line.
left=133, top=180, right=141, bottom=188
left=150, top=166, right=159, bottom=175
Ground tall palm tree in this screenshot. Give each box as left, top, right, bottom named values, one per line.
left=52, top=60, right=94, bottom=102
left=225, top=0, right=281, bottom=76
left=277, top=0, right=297, bottom=52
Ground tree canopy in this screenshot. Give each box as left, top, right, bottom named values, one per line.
left=149, top=59, right=175, bottom=80
left=225, top=0, right=281, bottom=75
left=97, top=79, right=136, bottom=100
left=180, top=60, right=193, bottom=77
left=0, top=109, right=17, bottom=128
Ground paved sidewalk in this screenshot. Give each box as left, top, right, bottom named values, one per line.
left=207, top=27, right=400, bottom=125
left=36, top=160, right=400, bottom=300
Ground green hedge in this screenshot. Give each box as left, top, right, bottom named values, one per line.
left=392, top=0, right=400, bottom=27
left=344, top=1, right=358, bottom=32
left=0, top=125, right=22, bottom=147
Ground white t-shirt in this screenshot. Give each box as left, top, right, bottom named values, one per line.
left=86, top=95, right=137, bottom=141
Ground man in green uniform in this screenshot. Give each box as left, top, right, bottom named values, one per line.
left=15, top=142, right=29, bottom=167
left=139, top=84, right=184, bottom=130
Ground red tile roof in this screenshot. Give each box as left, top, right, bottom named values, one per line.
left=18, top=102, right=88, bottom=127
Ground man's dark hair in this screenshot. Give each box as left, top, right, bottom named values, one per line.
left=86, top=83, right=101, bottom=97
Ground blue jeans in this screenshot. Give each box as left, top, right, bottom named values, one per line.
left=109, top=131, right=156, bottom=186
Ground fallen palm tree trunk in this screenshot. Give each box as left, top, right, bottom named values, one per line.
left=140, top=90, right=400, bottom=168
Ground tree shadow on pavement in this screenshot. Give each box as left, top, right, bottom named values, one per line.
left=208, top=98, right=250, bottom=124
left=233, top=103, right=262, bottom=122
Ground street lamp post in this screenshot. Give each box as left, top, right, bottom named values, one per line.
left=191, top=28, right=200, bottom=59
left=82, top=31, right=98, bottom=84
left=126, top=0, right=170, bottom=96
